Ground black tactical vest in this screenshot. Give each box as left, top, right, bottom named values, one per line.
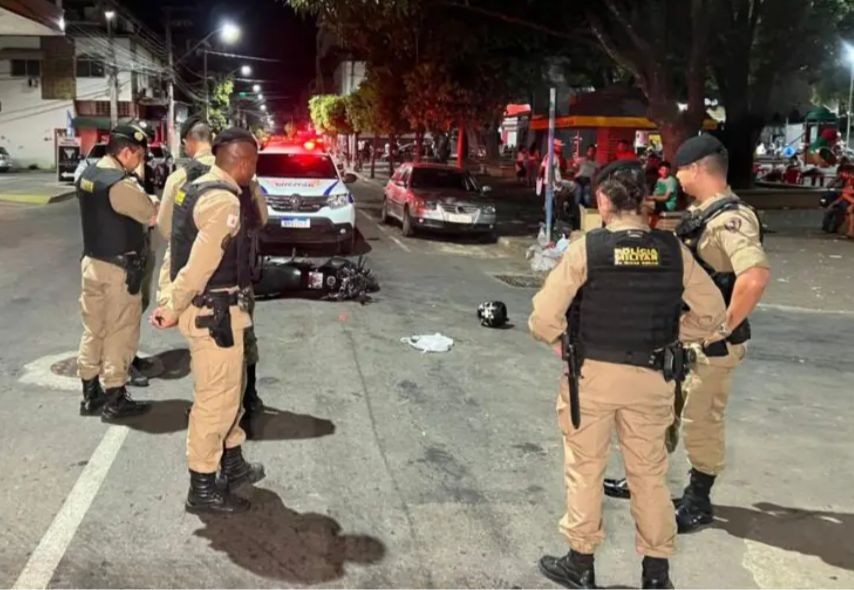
left=569, top=228, right=684, bottom=366
left=77, top=163, right=145, bottom=258
left=184, top=159, right=211, bottom=184
left=170, top=180, right=250, bottom=289
left=675, top=196, right=763, bottom=344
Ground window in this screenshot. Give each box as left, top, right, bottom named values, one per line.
left=256, top=154, right=337, bottom=179
left=11, top=59, right=41, bottom=77
left=76, top=57, right=105, bottom=78
left=410, top=168, right=478, bottom=192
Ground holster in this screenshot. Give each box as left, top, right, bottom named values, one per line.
left=123, top=253, right=146, bottom=295
left=193, top=292, right=237, bottom=348
left=661, top=342, right=695, bottom=384
left=561, top=333, right=582, bottom=429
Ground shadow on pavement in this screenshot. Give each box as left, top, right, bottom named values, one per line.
left=193, top=487, right=386, bottom=584
left=122, top=400, right=336, bottom=441
left=252, top=406, right=335, bottom=440
left=713, top=502, right=854, bottom=571
left=145, top=348, right=191, bottom=380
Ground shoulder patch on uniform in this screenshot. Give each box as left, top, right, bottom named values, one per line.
left=79, top=178, right=95, bottom=193
left=226, top=213, right=239, bottom=229
left=175, top=190, right=186, bottom=205
left=724, top=217, right=742, bottom=232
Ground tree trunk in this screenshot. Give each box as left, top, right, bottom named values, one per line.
left=657, top=120, right=694, bottom=163
left=721, top=113, right=762, bottom=190
left=388, top=133, right=396, bottom=177
left=484, top=124, right=500, bottom=161
left=414, top=128, right=424, bottom=162
left=370, top=137, right=377, bottom=179
left=456, top=123, right=465, bottom=168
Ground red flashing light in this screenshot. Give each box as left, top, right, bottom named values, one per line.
left=303, top=140, right=316, bottom=151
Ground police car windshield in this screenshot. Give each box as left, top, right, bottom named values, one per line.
left=257, top=153, right=337, bottom=179
left=410, top=168, right=477, bottom=191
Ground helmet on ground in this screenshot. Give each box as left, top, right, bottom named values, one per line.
left=477, top=301, right=508, bottom=328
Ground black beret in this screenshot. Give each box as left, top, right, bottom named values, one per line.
left=673, top=134, right=727, bottom=168
left=110, top=123, right=149, bottom=149
left=212, top=127, right=258, bottom=154
left=593, top=159, right=643, bottom=189
left=179, top=115, right=206, bottom=141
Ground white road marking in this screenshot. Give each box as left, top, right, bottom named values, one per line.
left=13, top=426, right=129, bottom=589
left=757, top=302, right=854, bottom=316
left=19, top=351, right=82, bottom=392
left=358, top=209, right=412, bottom=252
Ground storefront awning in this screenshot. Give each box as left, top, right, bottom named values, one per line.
left=530, top=115, right=718, bottom=132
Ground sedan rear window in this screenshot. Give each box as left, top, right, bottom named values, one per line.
left=410, top=168, right=477, bottom=191
left=257, top=153, right=337, bottom=178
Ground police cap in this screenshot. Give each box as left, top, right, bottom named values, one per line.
left=212, top=127, right=258, bottom=154
left=110, top=123, right=149, bottom=149
left=673, top=134, right=728, bottom=169
left=179, top=115, right=207, bottom=141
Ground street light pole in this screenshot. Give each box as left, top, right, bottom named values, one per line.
left=106, top=13, right=118, bottom=128
left=847, top=62, right=853, bottom=150
left=203, top=47, right=209, bottom=121
left=164, top=8, right=177, bottom=156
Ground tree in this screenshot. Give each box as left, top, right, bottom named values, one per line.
left=710, top=0, right=854, bottom=187
left=308, top=94, right=353, bottom=135
left=208, top=75, right=234, bottom=133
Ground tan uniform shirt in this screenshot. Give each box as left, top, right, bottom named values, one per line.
left=157, top=148, right=216, bottom=239
left=95, top=156, right=156, bottom=226
left=167, top=165, right=242, bottom=315
left=688, top=189, right=770, bottom=276
left=529, top=215, right=727, bottom=345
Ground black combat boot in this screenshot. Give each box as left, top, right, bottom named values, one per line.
left=539, top=550, right=596, bottom=589
left=218, top=446, right=265, bottom=490
left=80, top=377, right=107, bottom=416
left=239, top=364, right=263, bottom=439
left=101, top=386, right=151, bottom=422
left=675, top=468, right=716, bottom=533
left=127, top=357, right=149, bottom=387
left=642, top=557, right=674, bottom=589
left=603, top=477, right=631, bottom=499
left=186, top=470, right=250, bottom=514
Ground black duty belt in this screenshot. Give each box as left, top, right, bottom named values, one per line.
left=87, top=253, right=140, bottom=267
left=192, top=290, right=240, bottom=308
left=582, top=346, right=667, bottom=371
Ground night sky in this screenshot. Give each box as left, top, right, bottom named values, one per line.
left=120, top=0, right=317, bottom=121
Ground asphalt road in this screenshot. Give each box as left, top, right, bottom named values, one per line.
left=0, top=181, right=853, bottom=589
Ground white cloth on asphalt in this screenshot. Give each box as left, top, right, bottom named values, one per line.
left=401, top=333, right=454, bottom=353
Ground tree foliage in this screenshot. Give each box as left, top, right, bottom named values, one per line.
left=208, top=75, right=234, bottom=134
left=308, top=94, right=353, bottom=135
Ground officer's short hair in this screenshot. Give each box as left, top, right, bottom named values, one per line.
left=698, top=152, right=729, bottom=176
left=107, top=136, right=143, bottom=157
left=595, top=161, right=647, bottom=212
left=186, top=122, right=212, bottom=143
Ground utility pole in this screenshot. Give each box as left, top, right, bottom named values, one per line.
left=203, top=47, right=209, bottom=120
left=164, top=8, right=177, bottom=156
left=847, top=61, right=853, bottom=150
left=107, top=14, right=118, bottom=128
left=544, top=87, right=556, bottom=239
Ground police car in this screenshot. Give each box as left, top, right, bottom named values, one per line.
left=256, top=139, right=358, bottom=254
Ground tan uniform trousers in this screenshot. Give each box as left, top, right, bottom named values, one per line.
left=77, top=257, right=142, bottom=388
left=179, top=302, right=250, bottom=473
left=557, top=359, right=676, bottom=558
left=680, top=343, right=746, bottom=476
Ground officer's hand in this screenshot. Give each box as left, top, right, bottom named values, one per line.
left=150, top=307, right=178, bottom=329
left=552, top=343, right=563, bottom=358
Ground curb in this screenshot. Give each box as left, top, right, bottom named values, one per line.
left=0, top=191, right=74, bottom=205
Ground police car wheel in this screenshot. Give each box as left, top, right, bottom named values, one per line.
left=402, top=207, right=415, bottom=237
left=339, top=234, right=355, bottom=255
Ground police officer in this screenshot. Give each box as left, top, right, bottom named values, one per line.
left=531, top=161, right=727, bottom=589
left=151, top=128, right=263, bottom=513
left=603, top=135, right=771, bottom=534
left=76, top=124, right=155, bottom=420
left=156, top=117, right=269, bottom=437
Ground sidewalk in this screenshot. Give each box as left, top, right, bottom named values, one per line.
left=0, top=171, right=75, bottom=205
